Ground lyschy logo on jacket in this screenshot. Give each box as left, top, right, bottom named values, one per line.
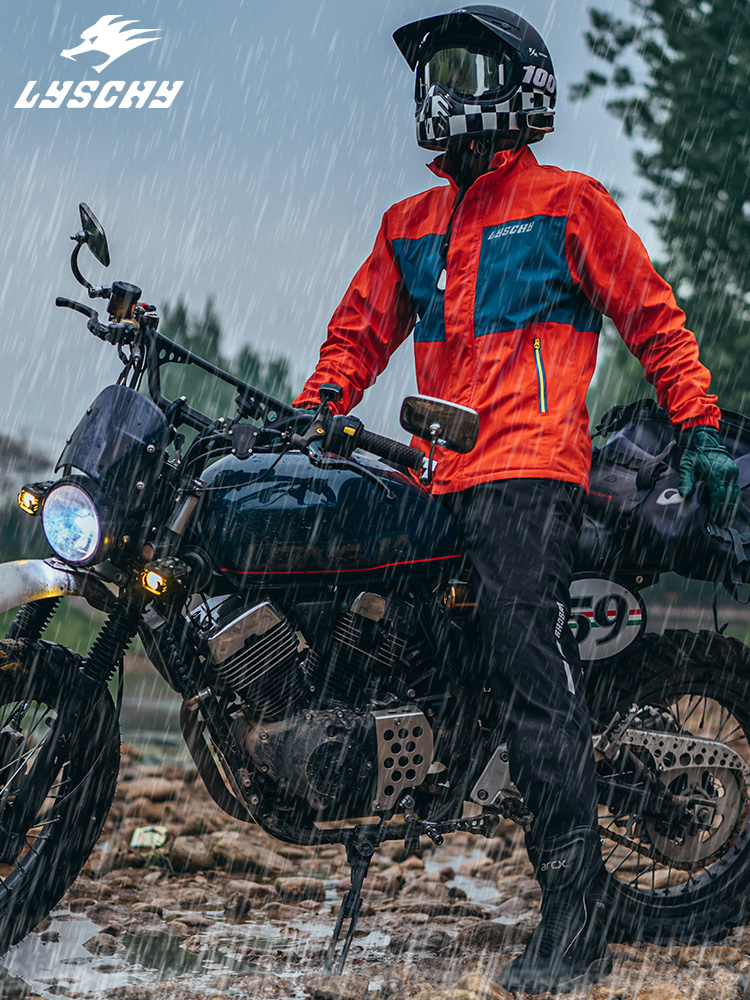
left=15, top=14, right=183, bottom=110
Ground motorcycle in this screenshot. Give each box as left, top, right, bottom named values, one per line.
left=0, top=204, right=749, bottom=970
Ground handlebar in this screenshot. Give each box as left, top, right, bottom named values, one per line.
left=56, top=295, right=425, bottom=473
left=357, top=429, right=425, bottom=471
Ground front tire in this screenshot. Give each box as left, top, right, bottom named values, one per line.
left=0, top=640, right=119, bottom=955
left=585, top=629, right=750, bottom=941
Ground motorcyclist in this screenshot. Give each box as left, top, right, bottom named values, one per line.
left=293, top=6, right=740, bottom=992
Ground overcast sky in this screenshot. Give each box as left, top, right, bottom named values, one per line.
left=0, top=0, right=650, bottom=456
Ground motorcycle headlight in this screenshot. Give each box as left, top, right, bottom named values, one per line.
left=42, top=482, right=112, bottom=565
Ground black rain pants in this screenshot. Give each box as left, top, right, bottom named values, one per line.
left=445, top=478, right=599, bottom=841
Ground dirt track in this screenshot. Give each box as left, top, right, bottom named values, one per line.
left=2, top=746, right=749, bottom=1000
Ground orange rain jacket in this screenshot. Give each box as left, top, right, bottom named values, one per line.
left=294, top=146, right=720, bottom=495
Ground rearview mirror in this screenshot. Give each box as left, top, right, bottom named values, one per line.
left=79, top=203, right=110, bottom=267
left=399, top=395, right=479, bottom=454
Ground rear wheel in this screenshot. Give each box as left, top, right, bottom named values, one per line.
left=585, top=630, right=750, bottom=941
left=0, top=639, right=119, bottom=955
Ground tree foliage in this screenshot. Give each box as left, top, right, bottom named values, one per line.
left=575, top=0, right=750, bottom=412
left=159, top=297, right=295, bottom=418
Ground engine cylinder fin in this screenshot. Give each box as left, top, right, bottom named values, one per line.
left=194, top=597, right=307, bottom=719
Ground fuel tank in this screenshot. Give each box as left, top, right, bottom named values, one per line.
left=194, top=451, right=464, bottom=586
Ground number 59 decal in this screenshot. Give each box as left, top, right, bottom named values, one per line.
left=568, top=576, right=646, bottom=661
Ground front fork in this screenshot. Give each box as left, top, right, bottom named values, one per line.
left=0, top=599, right=142, bottom=857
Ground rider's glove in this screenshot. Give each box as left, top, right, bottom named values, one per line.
left=678, top=427, right=740, bottom=526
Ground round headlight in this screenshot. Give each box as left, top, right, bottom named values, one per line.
left=42, top=483, right=102, bottom=564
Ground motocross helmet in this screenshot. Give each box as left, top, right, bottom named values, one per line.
left=393, top=6, right=556, bottom=151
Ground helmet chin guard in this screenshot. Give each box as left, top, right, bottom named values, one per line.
left=395, top=6, right=556, bottom=152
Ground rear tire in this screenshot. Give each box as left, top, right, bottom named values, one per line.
left=584, top=629, right=750, bottom=941
left=0, top=640, right=120, bottom=956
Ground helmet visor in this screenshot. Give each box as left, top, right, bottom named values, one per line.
left=423, top=46, right=512, bottom=101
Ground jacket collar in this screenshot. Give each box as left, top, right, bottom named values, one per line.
left=428, top=145, right=534, bottom=190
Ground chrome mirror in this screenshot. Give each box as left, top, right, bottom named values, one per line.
left=399, top=395, right=479, bottom=454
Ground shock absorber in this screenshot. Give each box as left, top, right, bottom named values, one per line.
left=80, top=602, right=142, bottom=687
left=5, top=598, right=61, bottom=641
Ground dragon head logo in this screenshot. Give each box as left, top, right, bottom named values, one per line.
left=60, top=15, right=161, bottom=74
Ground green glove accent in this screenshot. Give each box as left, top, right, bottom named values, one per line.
left=678, top=427, right=740, bottom=526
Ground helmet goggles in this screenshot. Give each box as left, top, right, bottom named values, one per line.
left=419, top=43, right=515, bottom=104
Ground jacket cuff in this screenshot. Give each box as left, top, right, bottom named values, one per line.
left=679, top=416, right=721, bottom=432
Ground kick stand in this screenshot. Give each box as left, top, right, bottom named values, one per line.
left=322, top=840, right=374, bottom=975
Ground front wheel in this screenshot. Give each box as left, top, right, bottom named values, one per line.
left=0, top=640, right=120, bottom=955
left=585, top=629, right=750, bottom=941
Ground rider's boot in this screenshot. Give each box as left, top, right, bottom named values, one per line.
left=498, top=826, right=612, bottom=994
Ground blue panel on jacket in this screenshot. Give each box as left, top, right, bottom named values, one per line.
left=392, top=234, right=447, bottom=343
left=474, top=215, right=603, bottom=338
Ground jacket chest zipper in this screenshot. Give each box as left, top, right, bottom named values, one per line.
left=533, top=338, right=548, bottom=414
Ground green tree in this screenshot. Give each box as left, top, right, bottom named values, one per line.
left=159, top=297, right=295, bottom=417
left=575, top=0, right=750, bottom=413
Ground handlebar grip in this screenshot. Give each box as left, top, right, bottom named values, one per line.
left=357, top=429, right=424, bottom=471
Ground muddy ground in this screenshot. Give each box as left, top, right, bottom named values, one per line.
left=2, top=746, right=749, bottom=1000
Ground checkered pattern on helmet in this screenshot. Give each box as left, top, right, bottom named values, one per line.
left=416, top=79, right=555, bottom=148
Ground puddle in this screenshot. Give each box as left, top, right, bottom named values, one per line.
left=0, top=698, right=520, bottom=996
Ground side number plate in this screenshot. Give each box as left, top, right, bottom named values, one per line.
left=569, top=576, right=646, bottom=661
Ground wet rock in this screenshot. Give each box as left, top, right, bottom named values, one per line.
left=87, top=902, right=130, bottom=926
left=179, top=807, right=222, bottom=836
left=458, top=857, right=495, bottom=878
left=635, top=986, right=688, bottom=1000
left=277, top=845, right=311, bottom=859
left=454, top=918, right=534, bottom=951
left=173, top=884, right=219, bottom=906
left=0, top=970, right=36, bottom=999
left=169, top=834, right=215, bottom=871
left=262, top=900, right=306, bottom=921
left=124, top=777, right=177, bottom=801
left=670, top=944, right=745, bottom=966
left=131, top=901, right=164, bottom=916
left=304, top=973, right=371, bottom=999
left=224, top=880, right=278, bottom=914
left=165, top=918, right=191, bottom=937
left=68, top=897, right=96, bottom=913
left=231, top=972, right=288, bottom=998
left=300, top=898, right=324, bottom=911
left=209, top=831, right=295, bottom=876
left=82, top=932, right=121, bottom=956
left=410, top=991, right=481, bottom=1000
left=401, top=855, right=426, bottom=871
left=401, top=877, right=460, bottom=901
left=388, top=927, right=452, bottom=954
left=181, top=933, right=209, bottom=955
left=452, top=974, right=513, bottom=999
left=123, top=912, right=167, bottom=937
left=275, top=875, right=326, bottom=902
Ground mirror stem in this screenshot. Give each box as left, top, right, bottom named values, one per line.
left=423, top=422, right=441, bottom=487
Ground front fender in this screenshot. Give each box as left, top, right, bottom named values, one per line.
left=0, top=559, right=99, bottom=615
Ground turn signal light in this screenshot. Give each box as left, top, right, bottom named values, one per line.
left=17, top=481, right=53, bottom=517
left=443, top=583, right=476, bottom=609
left=142, top=569, right=168, bottom=595
left=140, top=557, right=189, bottom=596
left=18, top=490, right=40, bottom=516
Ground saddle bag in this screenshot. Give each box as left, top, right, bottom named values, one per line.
left=583, top=398, right=750, bottom=585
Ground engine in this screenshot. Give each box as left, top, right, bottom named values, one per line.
left=302, top=591, right=419, bottom=703
left=192, top=595, right=308, bottom=718
left=192, top=590, right=434, bottom=815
